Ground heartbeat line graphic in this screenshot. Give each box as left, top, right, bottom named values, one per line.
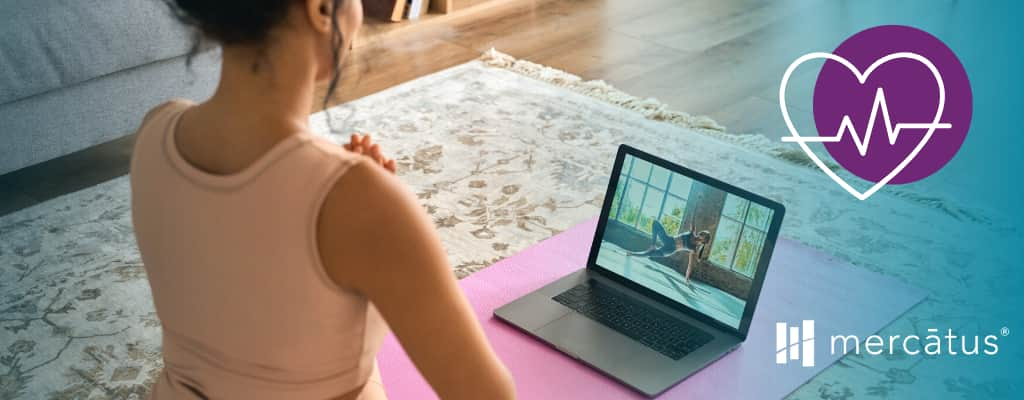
left=782, top=87, right=952, bottom=156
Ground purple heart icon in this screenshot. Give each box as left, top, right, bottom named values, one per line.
left=812, top=25, right=972, bottom=185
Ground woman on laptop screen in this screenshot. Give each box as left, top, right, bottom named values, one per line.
left=627, top=220, right=711, bottom=285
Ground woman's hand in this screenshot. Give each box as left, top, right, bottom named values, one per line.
left=343, top=133, right=396, bottom=173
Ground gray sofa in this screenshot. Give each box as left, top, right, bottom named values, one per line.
left=0, top=0, right=219, bottom=175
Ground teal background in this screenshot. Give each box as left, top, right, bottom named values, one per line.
left=776, top=1, right=1023, bottom=397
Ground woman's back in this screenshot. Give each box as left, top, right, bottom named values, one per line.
left=135, top=1, right=514, bottom=398
left=131, top=100, right=387, bottom=399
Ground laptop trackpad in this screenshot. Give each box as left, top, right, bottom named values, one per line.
left=536, top=312, right=644, bottom=367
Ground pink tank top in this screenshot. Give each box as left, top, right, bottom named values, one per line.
left=130, top=100, right=388, bottom=399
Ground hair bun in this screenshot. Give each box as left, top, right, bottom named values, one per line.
left=165, top=0, right=291, bottom=44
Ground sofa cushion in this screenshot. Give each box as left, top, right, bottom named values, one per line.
left=0, top=0, right=196, bottom=105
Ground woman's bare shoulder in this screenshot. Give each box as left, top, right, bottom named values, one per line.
left=316, top=160, right=435, bottom=288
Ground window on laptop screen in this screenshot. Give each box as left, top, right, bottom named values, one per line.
left=596, top=154, right=775, bottom=329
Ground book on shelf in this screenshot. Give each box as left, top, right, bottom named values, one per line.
left=430, top=0, right=452, bottom=14
left=406, top=0, right=430, bottom=20
left=364, top=0, right=406, bottom=22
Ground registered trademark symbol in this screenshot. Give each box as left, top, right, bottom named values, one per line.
left=1001, top=327, right=1010, bottom=337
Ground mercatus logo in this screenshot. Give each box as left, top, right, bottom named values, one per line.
left=776, top=320, right=815, bottom=367
left=774, top=320, right=1008, bottom=367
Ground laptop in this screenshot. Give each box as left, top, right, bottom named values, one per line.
left=494, top=144, right=785, bottom=397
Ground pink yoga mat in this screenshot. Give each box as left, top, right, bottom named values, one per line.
left=377, top=218, right=926, bottom=399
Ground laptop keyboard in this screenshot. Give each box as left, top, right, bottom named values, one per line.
left=552, top=281, right=714, bottom=360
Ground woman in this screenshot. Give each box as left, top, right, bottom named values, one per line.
left=627, top=220, right=711, bottom=285
left=130, top=1, right=514, bottom=399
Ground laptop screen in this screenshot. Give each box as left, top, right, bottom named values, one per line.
left=595, top=153, right=777, bottom=329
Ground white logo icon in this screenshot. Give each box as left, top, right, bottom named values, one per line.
left=779, top=52, right=951, bottom=200
left=776, top=320, right=815, bottom=367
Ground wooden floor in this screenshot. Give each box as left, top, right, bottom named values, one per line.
left=0, top=0, right=960, bottom=216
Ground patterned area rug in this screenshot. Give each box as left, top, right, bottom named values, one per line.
left=1, top=50, right=1018, bottom=399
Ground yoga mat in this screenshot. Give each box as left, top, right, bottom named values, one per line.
left=377, top=218, right=926, bottom=399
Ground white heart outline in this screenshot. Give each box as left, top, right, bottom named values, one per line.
left=779, top=52, right=947, bottom=200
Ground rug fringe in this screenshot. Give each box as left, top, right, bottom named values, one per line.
left=480, top=48, right=724, bottom=131
left=478, top=48, right=834, bottom=162
left=478, top=48, right=997, bottom=226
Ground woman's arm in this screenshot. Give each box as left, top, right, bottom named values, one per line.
left=317, top=161, right=515, bottom=400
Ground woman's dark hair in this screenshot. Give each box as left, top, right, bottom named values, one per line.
left=696, top=230, right=711, bottom=259
left=164, top=0, right=346, bottom=110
